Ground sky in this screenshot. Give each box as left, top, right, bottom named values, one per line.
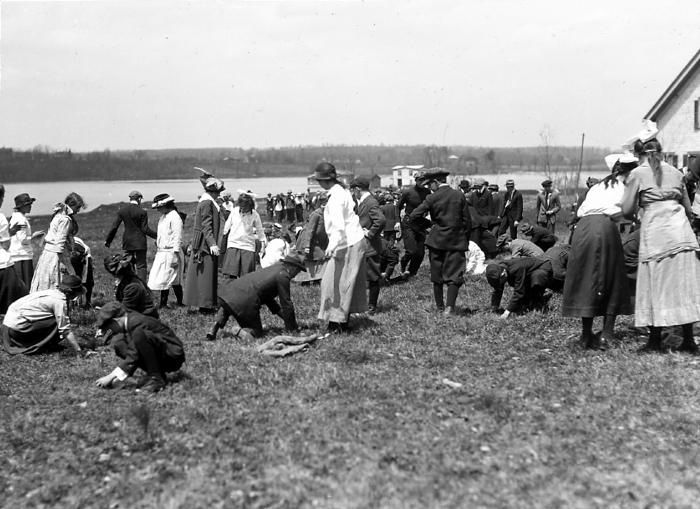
left=1, top=0, right=699, bottom=152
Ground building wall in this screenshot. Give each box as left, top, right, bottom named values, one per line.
left=655, top=68, right=700, bottom=167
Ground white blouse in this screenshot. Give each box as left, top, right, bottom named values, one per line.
left=577, top=179, right=626, bottom=219
left=324, top=183, right=365, bottom=253
left=223, top=207, right=265, bottom=252
left=9, top=211, right=33, bottom=262
left=0, top=214, right=13, bottom=269
left=156, top=209, right=183, bottom=252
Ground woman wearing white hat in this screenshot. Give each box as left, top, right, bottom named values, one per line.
left=148, top=194, right=185, bottom=308
left=562, top=154, right=636, bottom=349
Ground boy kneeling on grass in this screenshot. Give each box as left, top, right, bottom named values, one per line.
left=206, top=254, right=306, bottom=342
left=95, top=302, right=185, bottom=394
left=485, top=257, right=554, bottom=319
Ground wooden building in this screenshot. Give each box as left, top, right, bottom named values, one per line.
left=644, top=49, right=700, bottom=169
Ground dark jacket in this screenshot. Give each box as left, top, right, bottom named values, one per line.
left=114, top=312, right=184, bottom=376
left=529, top=225, right=557, bottom=250
left=355, top=194, right=386, bottom=257
left=409, top=185, right=470, bottom=252
left=297, top=207, right=328, bottom=261
left=190, top=198, right=221, bottom=257
left=398, top=185, right=431, bottom=230
left=491, top=191, right=504, bottom=217
left=500, top=189, right=523, bottom=221
left=491, top=257, right=552, bottom=312
left=218, top=263, right=298, bottom=334
left=116, top=275, right=159, bottom=319
left=105, top=202, right=157, bottom=251
left=470, top=189, right=493, bottom=217
left=381, top=202, right=399, bottom=232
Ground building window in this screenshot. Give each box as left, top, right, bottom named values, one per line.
left=695, top=99, right=700, bottom=130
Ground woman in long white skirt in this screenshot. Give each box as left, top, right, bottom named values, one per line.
left=312, top=162, right=367, bottom=333
left=148, top=194, right=185, bottom=308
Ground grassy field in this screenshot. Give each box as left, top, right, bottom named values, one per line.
left=2, top=198, right=700, bottom=508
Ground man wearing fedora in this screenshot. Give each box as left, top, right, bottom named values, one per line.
left=350, top=176, right=386, bottom=314
left=397, top=171, right=431, bottom=279
left=8, top=192, right=39, bottom=288
left=409, top=168, right=471, bottom=314
left=206, top=254, right=307, bottom=341
left=104, top=190, right=157, bottom=282
left=2, top=274, right=84, bottom=355
left=498, top=179, right=523, bottom=239
left=535, top=179, right=561, bottom=234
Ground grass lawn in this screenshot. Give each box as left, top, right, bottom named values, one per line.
left=2, top=198, right=700, bottom=508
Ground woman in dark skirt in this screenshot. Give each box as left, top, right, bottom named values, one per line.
left=184, top=176, right=224, bottom=312
left=221, top=193, right=265, bottom=278
left=562, top=154, right=637, bottom=349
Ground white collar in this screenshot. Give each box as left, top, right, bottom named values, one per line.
left=199, top=192, right=220, bottom=211
left=358, top=191, right=371, bottom=204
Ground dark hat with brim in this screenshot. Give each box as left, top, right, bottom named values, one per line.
left=459, top=180, right=471, bottom=189
left=282, top=254, right=307, bottom=271
left=312, top=163, right=337, bottom=181
left=58, top=274, right=86, bottom=295
left=104, top=253, right=134, bottom=276
left=14, top=193, right=36, bottom=209
left=485, top=263, right=506, bottom=288
left=423, top=168, right=450, bottom=180
left=96, top=301, right=126, bottom=329
left=505, top=179, right=515, bottom=187
left=152, top=193, right=175, bottom=208
left=541, top=179, right=553, bottom=187
left=129, top=190, right=143, bottom=199
left=349, top=175, right=371, bottom=189
left=488, top=184, right=499, bottom=191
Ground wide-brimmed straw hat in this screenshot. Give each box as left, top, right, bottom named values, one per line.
left=152, top=193, right=175, bottom=208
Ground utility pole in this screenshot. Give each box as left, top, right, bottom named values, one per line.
left=575, top=133, right=585, bottom=192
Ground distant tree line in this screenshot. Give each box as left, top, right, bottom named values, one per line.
left=0, top=144, right=609, bottom=183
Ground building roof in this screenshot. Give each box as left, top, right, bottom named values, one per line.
left=645, top=49, right=700, bottom=121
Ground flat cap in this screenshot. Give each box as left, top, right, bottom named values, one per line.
left=349, top=175, right=371, bottom=189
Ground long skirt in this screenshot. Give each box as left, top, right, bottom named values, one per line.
left=148, top=250, right=184, bottom=291
left=31, top=251, right=73, bottom=292
left=0, top=266, right=27, bottom=315
left=562, top=215, right=632, bottom=317
left=635, top=250, right=700, bottom=326
left=221, top=248, right=256, bottom=278
left=13, top=260, right=34, bottom=289
left=318, top=240, right=368, bottom=323
left=2, top=317, right=59, bottom=355
left=183, top=252, right=218, bottom=308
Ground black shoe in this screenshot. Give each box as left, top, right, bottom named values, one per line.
left=137, top=376, right=166, bottom=394
left=677, top=342, right=700, bottom=355
left=638, top=343, right=667, bottom=354
left=367, top=305, right=377, bottom=315
left=205, top=333, right=217, bottom=341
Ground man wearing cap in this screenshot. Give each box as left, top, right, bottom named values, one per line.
left=485, top=258, right=554, bottom=319
left=104, top=190, right=157, bottom=282
left=266, top=193, right=275, bottom=220
left=498, top=179, right=523, bottom=239
left=94, top=302, right=185, bottom=394
left=458, top=180, right=471, bottom=196
left=9, top=192, right=39, bottom=287
left=520, top=222, right=557, bottom=251
left=104, top=253, right=159, bottom=319
left=397, top=171, right=431, bottom=278
left=489, top=184, right=503, bottom=222
left=206, top=255, right=306, bottom=341
left=535, top=179, right=561, bottom=233
left=350, top=176, right=386, bottom=313
left=409, top=168, right=471, bottom=314
left=469, top=178, right=493, bottom=218
left=2, top=274, right=84, bottom=355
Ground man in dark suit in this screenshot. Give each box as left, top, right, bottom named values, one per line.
left=397, top=172, right=431, bottom=278
left=350, top=177, right=386, bottom=313
left=206, top=255, right=306, bottom=341
left=409, top=169, right=471, bottom=315
left=104, top=190, right=157, bottom=282
left=469, top=178, right=493, bottom=217
left=498, top=179, right=523, bottom=239
left=485, top=257, right=553, bottom=319
left=520, top=222, right=557, bottom=251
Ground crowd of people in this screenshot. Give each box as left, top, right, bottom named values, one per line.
left=2, top=120, right=700, bottom=394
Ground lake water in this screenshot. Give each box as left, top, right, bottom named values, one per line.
left=1, top=171, right=611, bottom=217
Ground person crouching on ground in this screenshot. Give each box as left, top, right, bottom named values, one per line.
left=95, top=302, right=185, bottom=394
left=105, top=253, right=159, bottom=319
left=485, top=258, right=554, bottom=319
left=2, top=274, right=84, bottom=355
left=206, top=254, right=306, bottom=341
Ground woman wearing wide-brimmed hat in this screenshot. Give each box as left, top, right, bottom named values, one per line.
left=147, top=193, right=186, bottom=308
left=313, top=162, right=367, bottom=332
left=621, top=126, right=700, bottom=353
left=8, top=192, right=39, bottom=288
left=0, top=185, right=28, bottom=314
left=184, top=174, right=224, bottom=312
left=30, top=192, right=85, bottom=292
left=562, top=153, right=636, bottom=350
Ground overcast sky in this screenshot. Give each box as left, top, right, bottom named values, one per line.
left=1, top=0, right=699, bottom=152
